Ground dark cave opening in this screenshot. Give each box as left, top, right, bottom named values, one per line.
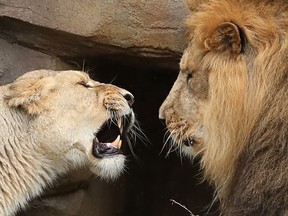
left=84, top=56, right=219, bottom=216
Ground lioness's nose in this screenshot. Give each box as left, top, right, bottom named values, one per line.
left=123, top=92, right=134, bottom=107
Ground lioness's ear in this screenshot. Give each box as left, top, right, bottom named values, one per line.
left=204, top=22, right=244, bottom=55
left=5, top=76, right=56, bottom=115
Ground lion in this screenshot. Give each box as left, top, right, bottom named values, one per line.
left=0, top=69, right=135, bottom=216
left=159, top=0, right=288, bottom=215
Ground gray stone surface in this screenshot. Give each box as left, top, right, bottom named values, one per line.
left=0, top=38, right=73, bottom=85
left=0, top=0, right=188, bottom=60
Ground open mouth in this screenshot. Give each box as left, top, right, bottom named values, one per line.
left=93, top=114, right=133, bottom=158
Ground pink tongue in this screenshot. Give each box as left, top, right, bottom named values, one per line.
left=95, top=142, right=117, bottom=154
left=92, top=139, right=122, bottom=158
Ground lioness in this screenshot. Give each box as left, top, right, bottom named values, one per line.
left=0, top=69, right=135, bottom=216
left=160, top=0, right=288, bottom=215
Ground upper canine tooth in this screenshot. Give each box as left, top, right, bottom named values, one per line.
left=118, top=118, right=124, bottom=133
left=117, top=118, right=122, bottom=128
left=111, top=135, right=121, bottom=148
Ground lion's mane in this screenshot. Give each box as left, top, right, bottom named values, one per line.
left=186, top=0, right=288, bottom=215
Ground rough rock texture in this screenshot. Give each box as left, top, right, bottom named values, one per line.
left=0, top=0, right=188, bottom=68
left=0, top=38, right=73, bottom=85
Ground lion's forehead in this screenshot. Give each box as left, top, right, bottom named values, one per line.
left=180, top=48, right=196, bottom=71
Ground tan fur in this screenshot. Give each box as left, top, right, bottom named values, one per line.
left=160, top=0, right=288, bottom=215
left=0, top=70, right=134, bottom=216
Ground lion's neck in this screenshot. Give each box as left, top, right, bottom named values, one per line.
left=202, top=61, right=250, bottom=198
left=202, top=61, right=288, bottom=199
left=0, top=108, right=65, bottom=216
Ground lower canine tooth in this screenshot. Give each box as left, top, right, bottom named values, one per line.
left=111, top=135, right=121, bottom=148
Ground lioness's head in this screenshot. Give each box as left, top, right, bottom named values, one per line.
left=5, top=70, right=135, bottom=180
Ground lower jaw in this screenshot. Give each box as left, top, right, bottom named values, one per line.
left=90, top=154, right=125, bottom=181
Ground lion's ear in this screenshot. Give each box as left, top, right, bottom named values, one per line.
left=5, top=76, right=56, bottom=115
left=204, top=22, right=244, bottom=55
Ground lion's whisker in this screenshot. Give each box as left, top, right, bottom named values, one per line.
left=161, top=130, right=174, bottom=155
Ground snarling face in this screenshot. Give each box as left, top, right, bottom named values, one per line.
left=5, top=70, right=136, bottom=180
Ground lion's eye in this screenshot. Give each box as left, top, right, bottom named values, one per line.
left=186, top=73, right=193, bottom=82
left=78, top=81, right=92, bottom=88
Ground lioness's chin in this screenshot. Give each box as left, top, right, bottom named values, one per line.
left=90, top=155, right=125, bottom=181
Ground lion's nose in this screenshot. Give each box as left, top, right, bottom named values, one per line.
left=123, top=92, right=134, bottom=107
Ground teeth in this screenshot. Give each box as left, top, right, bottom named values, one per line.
left=111, top=135, right=122, bottom=149
left=117, top=118, right=121, bottom=128
left=117, top=118, right=124, bottom=133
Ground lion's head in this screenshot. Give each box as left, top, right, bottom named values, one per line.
left=160, top=0, right=288, bottom=214
left=159, top=46, right=207, bottom=158
left=4, top=69, right=135, bottom=181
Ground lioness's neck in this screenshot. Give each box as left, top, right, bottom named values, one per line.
left=0, top=105, right=63, bottom=216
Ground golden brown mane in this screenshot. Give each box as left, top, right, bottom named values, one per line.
left=186, top=0, right=288, bottom=214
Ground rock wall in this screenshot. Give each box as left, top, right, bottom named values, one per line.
left=0, top=38, right=73, bottom=85
left=0, top=0, right=188, bottom=68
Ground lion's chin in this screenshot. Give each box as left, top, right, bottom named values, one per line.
left=90, top=155, right=125, bottom=181
left=181, top=146, right=199, bottom=159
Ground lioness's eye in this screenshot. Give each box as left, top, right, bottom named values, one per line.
left=78, top=81, right=92, bottom=88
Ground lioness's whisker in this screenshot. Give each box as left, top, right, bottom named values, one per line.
left=124, top=134, right=141, bottom=163
left=109, top=74, right=118, bottom=84
left=130, top=120, right=150, bottom=146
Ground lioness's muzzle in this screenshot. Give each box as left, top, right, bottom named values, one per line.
left=92, top=114, right=133, bottom=158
